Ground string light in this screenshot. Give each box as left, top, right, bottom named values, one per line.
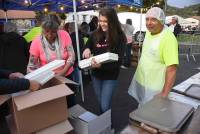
left=117, top=4, right=121, bottom=8
left=24, top=0, right=28, bottom=4
left=130, top=6, right=133, bottom=10
left=24, top=0, right=31, bottom=6
left=44, top=7, right=48, bottom=12
left=84, top=5, right=88, bottom=8
left=60, top=6, right=64, bottom=11
left=81, top=0, right=85, bottom=4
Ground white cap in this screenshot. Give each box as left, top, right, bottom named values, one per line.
left=146, top=7, right=165, bottom=25
left=172, top=16, right=178, bottom=21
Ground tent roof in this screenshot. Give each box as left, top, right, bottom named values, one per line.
left=0, top=0, right=143, bottom=12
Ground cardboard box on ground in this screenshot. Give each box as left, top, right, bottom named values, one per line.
left=0, top=76, right=77, bottom=134
left=6, top=114, right=73, bottom=134
left=68, top=104, right=114, bottom=134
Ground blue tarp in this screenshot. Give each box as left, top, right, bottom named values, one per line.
left=0, top=0, right=143, bottom=12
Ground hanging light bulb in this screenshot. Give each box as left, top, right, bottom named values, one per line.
left=60, top=6, right=64, bottom=11
left=24, top=0, right=28, bottom=4
left=130, top=6, right=133, bottom=10
left=84, top=5, right=88, bottom=8
left=81, top=0, right=85, bottom=4
left=117, top=4, right=121, bottom=8
left=44, top=7, right=48, bottom=12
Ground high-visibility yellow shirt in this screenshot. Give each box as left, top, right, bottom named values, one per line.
left=135, top=28, right=179, bottom=91
left=24, top=27, right=41, bottom=43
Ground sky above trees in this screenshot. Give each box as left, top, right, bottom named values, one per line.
left=167, top=0, right=200, bottom=8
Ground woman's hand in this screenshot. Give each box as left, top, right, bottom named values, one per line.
left=91, top=58, right=101, bottom=68
left=82, top=48, right=91, bottom=59
left=29, top=80, right=41, bottom=92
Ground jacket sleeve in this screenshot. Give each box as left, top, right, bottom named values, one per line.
left=0, top=78, right=30, bottom=95
left=0, top=69, right=12, bottom=79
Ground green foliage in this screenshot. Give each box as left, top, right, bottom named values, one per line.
left=58, top=13, right=66, bottom=20
left=177, top=34, right=200, bottom=44
left=197, top=7, right=200, bottom=16
left=166, top=4, right=200, bottom=17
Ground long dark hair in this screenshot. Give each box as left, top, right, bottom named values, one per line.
left=95, top=7, right=126, bottom=50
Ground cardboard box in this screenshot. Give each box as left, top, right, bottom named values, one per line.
left=68, top=104, right=112, bottom=134
left=10, top=76, right=74, bottom=134
left=36, top=119, right=73, bottom=134
left=6, top=115, right=73, bottom=134
left=79, top=52, right=118, bottom=69
left=0, top=95, right=11, bottom=105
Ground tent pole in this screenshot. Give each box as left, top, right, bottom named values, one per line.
left=164, top=0, right=167, bottom=14
left=73, top=0, right=85, bottom=102
left=4, top=10, right=8, bottom=22
left=138, top=8, right=143, bottom=61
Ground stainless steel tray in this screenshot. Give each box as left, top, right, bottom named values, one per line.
left=185, top=84, right=200, bottom=100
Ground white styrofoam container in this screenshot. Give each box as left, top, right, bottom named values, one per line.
left=79, top=52, right=118, bottom=69
left=25, top=60, right=65, bottom=79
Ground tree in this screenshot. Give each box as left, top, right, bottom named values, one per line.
left=197, top=6, right=200, bottom=16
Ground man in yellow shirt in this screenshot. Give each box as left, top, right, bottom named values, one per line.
left=24, top=15, right=43, bottom=43
left=128, top=7, right=179, bottom=105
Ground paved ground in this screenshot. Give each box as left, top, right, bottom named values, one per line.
left=0, top=55, right=200, bottom=134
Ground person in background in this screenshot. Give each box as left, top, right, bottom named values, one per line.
left=80, top=22, right=90, bottom=45
left=64, top=22, right=70, bottom=33
left=23, top=14, right=43, bottom=43
left=82, top=7, right=126, bottom=113
left=168, top=16, right=182, bottom=37
left=89, top=16, right=98, bottom=32
left=122, top=19, right=135, bottom=68
left=0, top=22, right=29, bottom=74
left=68, top=22, right=84, bottom=84
left=128, top=7, right=179, bottom=105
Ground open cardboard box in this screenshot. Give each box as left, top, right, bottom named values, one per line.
left=5, top=76, right=75, bottom=134
left=0, top=94, right=11, bottom=105
left=6, top=114, right=73, bottom=134
left=68, top=104, right=113, bottom=134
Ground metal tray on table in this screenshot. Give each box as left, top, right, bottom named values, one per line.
left=185, top=84, right=200, bottom=100
left=129, top=97, right=194, bottom=133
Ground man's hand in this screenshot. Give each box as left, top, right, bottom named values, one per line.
left=155, top=92, right=168, bottom=98
left=9, top=72, right=24, bottom=79
left=29, top=80, right=41, bottom=92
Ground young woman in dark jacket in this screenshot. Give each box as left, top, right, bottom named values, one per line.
left=82, top=7, right=126, bottom=113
